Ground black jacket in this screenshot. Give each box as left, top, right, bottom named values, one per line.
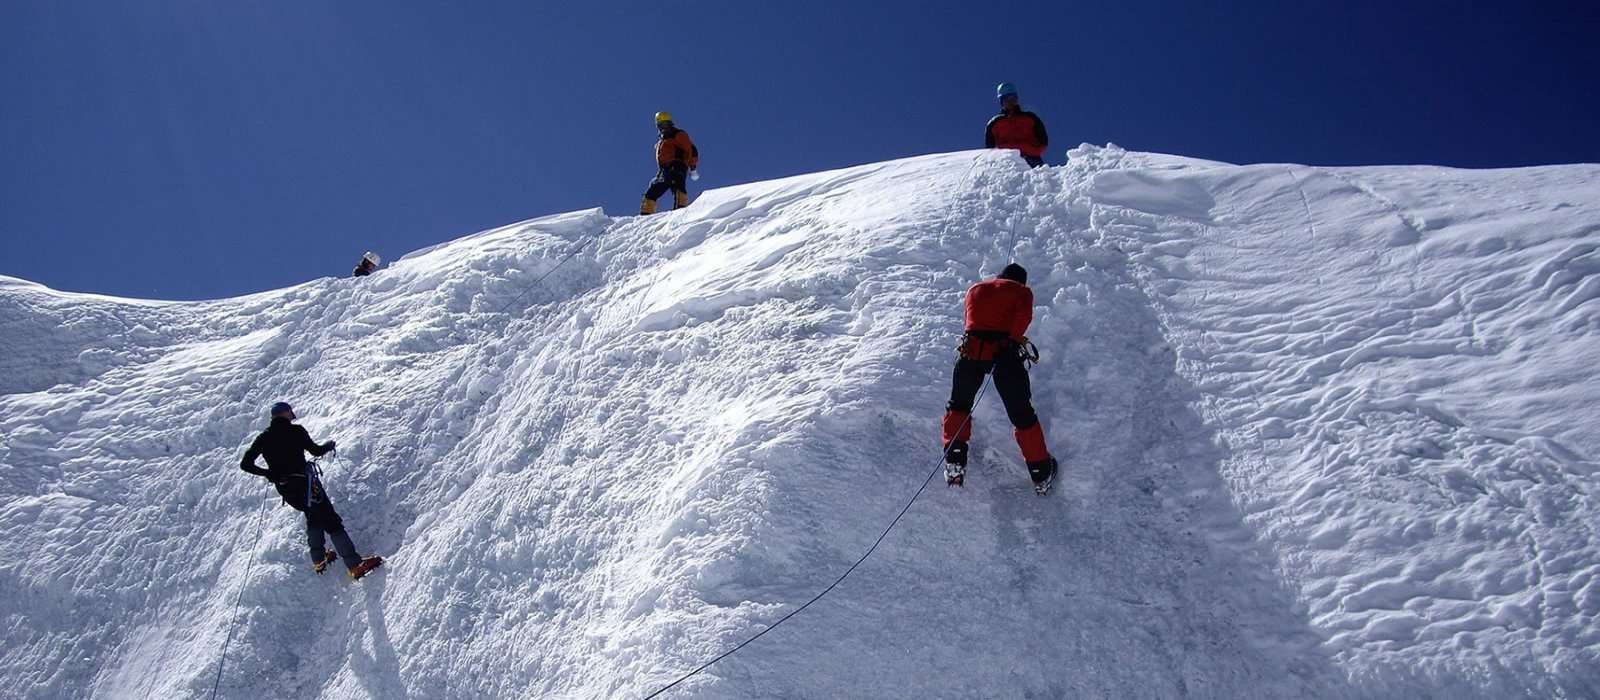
left=240, top=417, right=333, bottom=482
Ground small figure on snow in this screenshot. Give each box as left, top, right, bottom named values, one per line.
left=985, top=83, right=1049, bottom=168
left=240, top=402, right=384, bottom=579
left=352, top=251, right=381, bottom=277
left=639, top=111, right=700, bottom=215
left=940, top=263, right=1058, bottom=494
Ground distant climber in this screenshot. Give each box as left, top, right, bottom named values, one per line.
left=640, top=111, right=699, bottom=215
left=239, top=402, right=384, bottom=579
left=985, top=83, right=1048, bottom=168
left=352, top=251, right=381, bottom=277
left=940, top=263, right=1057, bottom=494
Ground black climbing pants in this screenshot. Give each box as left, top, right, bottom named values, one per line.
left=643, top=162, right=689, bottom=202
left=946, top=350, right=1039, bottom=431
left=274, top=470, right=359, bottom=564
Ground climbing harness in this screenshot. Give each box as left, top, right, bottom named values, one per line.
left=1018, top=338, right=1040, bottom=369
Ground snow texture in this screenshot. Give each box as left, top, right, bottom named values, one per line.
left=2, top=146, right=1599, bottom=698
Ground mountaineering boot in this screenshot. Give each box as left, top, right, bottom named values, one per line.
left=944, top=439, right=968, bottom=486
left=940, top=409, right=974, bottom=486
left=1027, top=457, right=1057, bottom=496
left=311, top=549, right=338, bottom=574
left=673, top=191, right=690, bottom=210
left=640, top=197, right=658, bottom=215
left=944, top=439, right=969, bottom=466
left=348, top=556, right=385, bottom=580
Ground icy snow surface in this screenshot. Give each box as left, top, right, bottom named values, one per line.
left=2, top=146, right=1599, bottom=698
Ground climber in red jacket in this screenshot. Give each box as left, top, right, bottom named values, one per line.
left=940, top=263, right=1058, bottom=494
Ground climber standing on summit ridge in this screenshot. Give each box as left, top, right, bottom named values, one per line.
left=640, top=111, right=700, bottom=215
left=940, top=263, right=1058, bottom=494
left=985, top=83, right=1049, bottom=168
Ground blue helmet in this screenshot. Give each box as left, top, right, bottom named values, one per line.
left=270, top=402, right=294, bottom=418
left=996, top=82, right=1018, bottom=100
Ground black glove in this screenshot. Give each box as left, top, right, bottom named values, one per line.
left=323, top=440, right=337, bottom=452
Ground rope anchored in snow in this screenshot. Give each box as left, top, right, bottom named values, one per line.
left=650, top=175, right=1028, bottom=695
left=645, top=383, right=991, bottom=699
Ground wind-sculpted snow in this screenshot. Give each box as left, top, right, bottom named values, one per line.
left=1, top=147, right=1597, bottom=699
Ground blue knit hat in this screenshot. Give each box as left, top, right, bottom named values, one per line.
left=270, top=402, right=294, bottom=418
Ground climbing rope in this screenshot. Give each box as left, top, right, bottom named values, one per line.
left=645, top=382, right=991, bottom=698
left=647, top=162, right=1027, bottom=695
left=1004, top=216, right=1023, bottom=256
left=208, top=493, right=274, bottom=700
left=487, top=235, right=600, bottom=318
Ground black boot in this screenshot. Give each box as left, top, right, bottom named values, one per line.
left=1027, top=457, right=1057, bottom=495
left=944, top=440, right=968, bottom=486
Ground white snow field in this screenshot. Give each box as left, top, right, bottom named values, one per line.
left=2, top=146, right=1598, bottom=699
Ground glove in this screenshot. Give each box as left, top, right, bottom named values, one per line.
left=323, top=440, right=336, bottom=452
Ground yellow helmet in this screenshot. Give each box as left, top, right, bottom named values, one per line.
left=654, top=111, right=673, bottom=124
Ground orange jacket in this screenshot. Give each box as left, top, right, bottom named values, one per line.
left=985, top=109, right=1048, bottom=158
left=964, top=277, right=1033, bottom=342
left=656, top=128, right=699, bottom=169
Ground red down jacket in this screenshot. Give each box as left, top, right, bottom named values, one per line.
left=961, top=278, right=1033, bottom=360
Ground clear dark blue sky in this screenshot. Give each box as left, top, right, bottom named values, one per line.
left=3, top=1, right=1596, bottom=300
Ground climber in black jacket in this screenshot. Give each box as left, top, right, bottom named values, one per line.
left=240, top=402, right=383, bottom=579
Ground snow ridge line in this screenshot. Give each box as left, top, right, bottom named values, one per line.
left=646, top=383, right=993, bottom=699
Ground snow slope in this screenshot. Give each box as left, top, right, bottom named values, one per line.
left=2, top=146, right=1598, bottom=699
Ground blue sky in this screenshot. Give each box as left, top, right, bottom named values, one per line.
left=3, top=1, right=1596, bottom=300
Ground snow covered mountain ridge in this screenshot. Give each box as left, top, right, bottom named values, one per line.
left=2, top=145, right=1598, bottom=698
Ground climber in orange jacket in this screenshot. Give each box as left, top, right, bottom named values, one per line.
left=985, top=82, right=1048, bottom=168
left=940, top=263, right=1058, bottom=494
left=640, top=111, right=700, bottom=215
